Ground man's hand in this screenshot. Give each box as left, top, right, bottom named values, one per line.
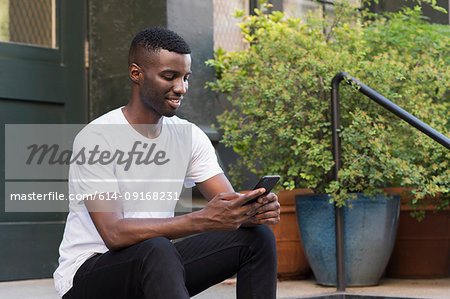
left=195, top=189, right=268, bottom=231
left=245, top=192, right=280, bottom=226
left=194, top=173, right=280, bottom=230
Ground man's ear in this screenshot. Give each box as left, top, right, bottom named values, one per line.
left=129, top=63, right=142, bottom=84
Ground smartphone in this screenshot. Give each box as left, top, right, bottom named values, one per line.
left=243, top=175, right=280, bottom=206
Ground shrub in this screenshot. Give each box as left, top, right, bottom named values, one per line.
left=206, top=1, right=449, bottom=207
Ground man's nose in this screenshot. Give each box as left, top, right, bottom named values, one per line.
left=173, top=78, right=188, bottom=95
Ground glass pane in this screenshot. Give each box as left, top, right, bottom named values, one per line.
left=283, top=0, right=321, bottom=19
left=213, top=0, right=249, bottom=51
left=0, top=0, right=57, bottom=48
left=283, top=0, right=360, bottom=19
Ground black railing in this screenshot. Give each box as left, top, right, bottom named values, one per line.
left=331, top=72, right=450, bottom=292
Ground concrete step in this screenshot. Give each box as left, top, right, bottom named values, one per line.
left=0, top=277, right=449, bottom=299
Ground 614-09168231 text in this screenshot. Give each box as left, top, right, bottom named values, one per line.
left=85, top=191, right=180, bottom=201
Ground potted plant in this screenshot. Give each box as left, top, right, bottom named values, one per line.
left=206, top=0, right=448, bottom=285
left=383, top=188, right=450, bottom=278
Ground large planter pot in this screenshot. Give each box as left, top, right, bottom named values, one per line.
left=384, top=188, right=450, bottom=278
left=295, top=193, right=400, bottom=286
left=271, top=189, right=312, bottom=280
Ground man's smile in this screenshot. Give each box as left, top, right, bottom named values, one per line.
left=167, top=97, right=182, bottom=108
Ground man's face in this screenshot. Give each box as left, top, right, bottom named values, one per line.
left=137, top=49, right=192, bottom=118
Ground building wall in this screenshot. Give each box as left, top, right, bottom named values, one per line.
left=87, top=0, right=167, bottom=121
left=87, top=0, right=448, bottom=128
left=87, top=0, right=219, bottom=131
left=167, top=0, right=220, bottom=129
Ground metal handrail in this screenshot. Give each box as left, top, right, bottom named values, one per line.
left=331, top=72, right=450, bottom=292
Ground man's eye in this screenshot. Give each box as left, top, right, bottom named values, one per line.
left=184, top=76, right=190, bottom=82
left=164, top=76, right=175, bottom=81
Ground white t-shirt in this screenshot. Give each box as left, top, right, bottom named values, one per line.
left=53, top=107, right=223, bottom=297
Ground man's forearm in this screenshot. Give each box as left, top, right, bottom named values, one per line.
left=92, top=210, right=210, bottom=251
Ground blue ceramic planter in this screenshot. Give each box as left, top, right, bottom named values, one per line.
left=295, top=193, right=400, bottom=286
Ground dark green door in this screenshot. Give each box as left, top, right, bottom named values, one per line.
left=0, top=0, right=86, bottom=280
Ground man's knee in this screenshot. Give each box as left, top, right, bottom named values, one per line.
left=241, top=225, right=277, bottom=259
left=253, top=225, right=276, bottom=250
left=253, top=224, right=276, bottom=242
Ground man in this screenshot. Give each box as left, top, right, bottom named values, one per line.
left=54, top=27, right=280, bottom=299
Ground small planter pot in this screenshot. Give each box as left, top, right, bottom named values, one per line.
left=295, top=193, right=400, bottom=286
left=272, top=189, right=312, bottom=280
left=384, top=188, right=450, bottom=278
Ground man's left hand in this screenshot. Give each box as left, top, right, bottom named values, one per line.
left=246, top=192, right=280, bottom=226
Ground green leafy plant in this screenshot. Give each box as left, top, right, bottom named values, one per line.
left=206, top=0, right=449, bottom=207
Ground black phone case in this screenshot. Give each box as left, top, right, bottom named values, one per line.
left=243, top=175, right=280, bottom=205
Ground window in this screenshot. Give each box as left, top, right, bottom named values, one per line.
left=213, top=0, right=249, bottom=51
left=283, top=0, right=321, bottom=19
left=0, top=0, right=57, bottom=48
left=284, top=0, right=361, bottom=19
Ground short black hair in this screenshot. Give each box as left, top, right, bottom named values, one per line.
left=128, top=27, right=191, bottom=64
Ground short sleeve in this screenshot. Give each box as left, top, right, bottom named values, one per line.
left=184, top=125, right=223, bottom=188
left=68, top=127, right=120, bottom=198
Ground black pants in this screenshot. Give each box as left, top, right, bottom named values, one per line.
left=63, top=225, right=277, bottom=299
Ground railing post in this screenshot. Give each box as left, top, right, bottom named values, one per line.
left=331, top=72, right=347, bottom=293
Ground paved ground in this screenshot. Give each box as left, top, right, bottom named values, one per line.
left=0, top=277, right=448, bottom=299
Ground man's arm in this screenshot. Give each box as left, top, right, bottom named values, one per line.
left=85, top=178, right=266, bottom=251
left=195, top=173, right=234, bottom=200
